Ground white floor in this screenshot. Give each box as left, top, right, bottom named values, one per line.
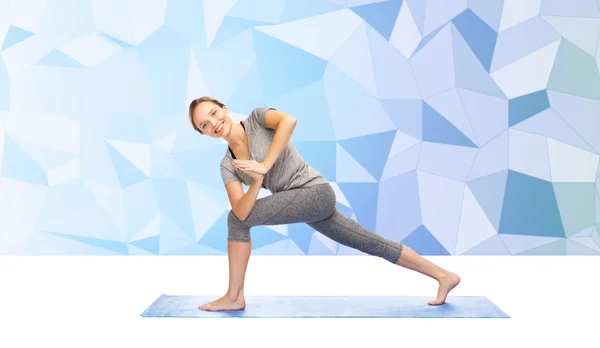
left=0, top=255, right=598, bottom=348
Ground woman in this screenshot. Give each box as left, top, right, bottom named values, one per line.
left=189, top=96, right=460, bottom=311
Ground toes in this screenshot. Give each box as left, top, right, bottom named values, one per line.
left=428, top=299, right=445, bottom=305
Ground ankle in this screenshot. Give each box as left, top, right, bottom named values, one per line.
left=436, top=270, right=451, bottom=281
left=226, top=288, right=244, bottom=301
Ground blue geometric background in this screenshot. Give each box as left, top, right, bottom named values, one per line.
left=1, top=0, right=599, bottom=256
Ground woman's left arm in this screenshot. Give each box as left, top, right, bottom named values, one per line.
left=262, top=109, right=297, bottom=171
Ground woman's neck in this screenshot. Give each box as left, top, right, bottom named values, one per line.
left=225, top=122, right=247, bottom=149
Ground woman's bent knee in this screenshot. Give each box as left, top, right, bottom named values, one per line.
left=228, top=210, right=250, bottom=242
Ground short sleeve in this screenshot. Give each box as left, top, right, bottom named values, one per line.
left=250, top=107, right=276, bottom=130
left=220, top=157, right=240, bottom=186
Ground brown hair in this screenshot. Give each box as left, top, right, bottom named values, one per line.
left=188, top=96, right=226, bottom=135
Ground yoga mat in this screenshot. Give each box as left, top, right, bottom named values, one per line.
left=141, top=294, right=509, bottom=318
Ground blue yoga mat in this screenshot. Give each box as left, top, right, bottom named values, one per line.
left=141, top=294, right=509, bottom=318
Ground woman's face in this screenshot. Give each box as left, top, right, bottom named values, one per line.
left=193, top=102, right=229, bottom=137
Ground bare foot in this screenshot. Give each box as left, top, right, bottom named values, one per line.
left=199, top=294, right=246, bottom=311
left=428, top=272, right=461, bottom=305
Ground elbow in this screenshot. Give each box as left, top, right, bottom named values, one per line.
left=282, top=117, right=297, bottom=134
left=280, top=116, right=296, bottom=128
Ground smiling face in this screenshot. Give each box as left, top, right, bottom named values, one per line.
left=190, top=99, right=230, bottom=138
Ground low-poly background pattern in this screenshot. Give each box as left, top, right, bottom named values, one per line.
left=1, top=0, right=599, bottom=256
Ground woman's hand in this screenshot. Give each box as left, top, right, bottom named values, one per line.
left=239, top=167, right=264, bottom=182
left=234, top=161, right=265, bottom=182
left=233, top=160, right=269, bottom=175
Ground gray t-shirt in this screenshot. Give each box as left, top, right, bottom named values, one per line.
left=220, top=107, right=328, bottom=193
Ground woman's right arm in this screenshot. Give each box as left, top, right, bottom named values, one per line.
left=225, top=178, right=264, bottom=222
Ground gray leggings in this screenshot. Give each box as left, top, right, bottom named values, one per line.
left=228, top=183, right=404, bottom=264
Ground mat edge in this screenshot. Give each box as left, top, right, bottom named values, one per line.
left=140, top=293, right=168, bottom=317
